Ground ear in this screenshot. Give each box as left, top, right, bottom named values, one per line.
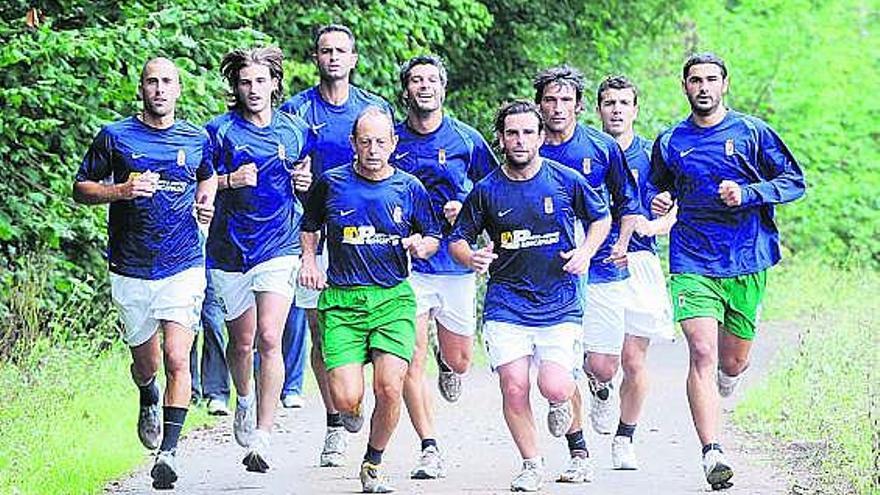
left=721, top=77, right=730, bottom=95
left=352, top=52, right=359, bottom=67
left=680, top=78, right=687, bottom=95
left=349, top=134, right=356, bottom=150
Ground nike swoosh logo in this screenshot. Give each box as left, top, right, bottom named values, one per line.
left=679, top=147, right=695, bottom=157
left=498, top=208, right=513, bottom=217
left=393, top=152, right=410, bottom=161
left=312, top=122, right=327, bottom=131
left=339, top=209, right=355, bottom=217
left=131, top=153, right=145, bottom=159
left=234, top=144, right=249, bottom=151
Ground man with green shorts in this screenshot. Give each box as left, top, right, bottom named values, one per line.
left=299, top=106, right=441, bottom=493
left=650, top=53, right=805, bottom=490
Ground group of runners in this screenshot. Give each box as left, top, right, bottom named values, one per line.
left=73, top=22, right=805, bottom=493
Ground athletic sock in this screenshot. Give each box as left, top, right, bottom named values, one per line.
left=159, top=406, right=187, bottom=452
left=565, top=430, right=589, bottom=457
left=702, top=442, right=724, bottom=455
left=364, top=444, right=384, bottom=465
left=138, top=376, right=160, bottom=407
left=421, top=438, right=438, bottom=451
left=616, top=421, right=636, bottom=439
left=327, top=412, right=343, bottom=428
left=237, top=392, right=255, bottom=409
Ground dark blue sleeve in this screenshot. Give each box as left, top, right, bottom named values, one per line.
left=649, top=135, right=675, bottom=199
left=740, top=121, right=806, bottom=206
left=77, top=127, right=114, bottom=182
left=573, top=175, right=610, bottom=222
left=196, top=130, right=215, bottom=181
left=449, top=186, right=485, bottom=245
left=411, top=180, right=441, bottom=238
left=606, top=143, right=641, bottom=216
left=289, top=113, right=314, bottom=162
left=301, top=175, right=328, bottom=232
left=466, top=129, right=500, bottom=186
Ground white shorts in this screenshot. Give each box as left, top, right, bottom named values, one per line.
left=210, top=255, right=300, bottom=321
left=583, top=251, right=675, bottom=355
left=110, top=267, right=206, bottom=348
left=409, top=272, right=477, bottom=337
left=483, top=321, right=581, bottom=371
left=294, top=252, right=328, bottom=310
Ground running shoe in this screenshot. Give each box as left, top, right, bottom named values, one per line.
left=410, top=445, right=446, bottom=479
left=319, top=426, right=348, bottom=467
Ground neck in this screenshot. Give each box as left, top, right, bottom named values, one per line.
left=139, top=111, right=175, bottom=129
left=242, top=107, right=272, bottom=127
left=319, top=79, right=351, bottom=106
left=406, top=109, right=443, bottom=134
left=544, top=123, right=576, bottom=145
left=502, top=157, right=542, bottom=181
left=354, top=161, right=393, bottom=181
left=613, top=129, right=635, bottom=150
left=691, top=105, right=728, bottom=128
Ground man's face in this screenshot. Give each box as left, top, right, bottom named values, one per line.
left=314, top=31, right=358, bottom=82
left=538, top=82, right=581, bottom=134
left=404, top=63, right=445, bottom=113
left=498, top=112, right=544, bottom=169
left=683, top=63, right=728, bottom=116
left=236, top=63, right=277, bottom=115
left=139, top=59, right=181, bottom=118
left=351, top=114, right=398, bottom=173
left=597, top=87, right=639, bottom=138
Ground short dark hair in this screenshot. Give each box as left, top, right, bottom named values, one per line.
left=597, top=75, right=639, bottom=106
left=683, top=52, right=728, bottom=79
left=313, top=24, right=356, bottom=53
left=351, top=105, right=395, bottom=137
left=494, top=100, right=545, bottom=135
left=533, top=65, right=586, bottom=104
left=399, top=54, right=448, bottom=89
left=220, top=47, right=285, bottom=110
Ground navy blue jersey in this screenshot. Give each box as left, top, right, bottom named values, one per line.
left=279, top=86, right=393, bottom=177
left=625, top=135, right=658, bottom=254
left=650, top=110, right=805, bottom=277
left=77, top=117, right=214, bottom=280
left=450, top=160, right=609, bottom=327
left=540, top=123, right=641, bottom=284
left=393, top=116, right=499, bottom=275
left=205, top=111, right=310, bottom=272
left=302, top=165, right=441, bottom=288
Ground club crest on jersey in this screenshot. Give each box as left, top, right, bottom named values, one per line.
left=438, top=148, right=446, bottom=164
left=725, top=139, right=734, bottom=156
left=176, top=149, right=185, bottom=166
left=544, top=197, right=554, bottom=214
left=278, top=143, right=287, bottom=161
left=392, top=206, right=403, bottom=223
left=582, top=157, right=591, bottom=175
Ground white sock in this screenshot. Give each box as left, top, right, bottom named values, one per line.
left=237, top=392, right=255, bottom=408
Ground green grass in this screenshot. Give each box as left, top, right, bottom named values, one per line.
left=0, top=340, right=214, bottom=495
left=734, top=254, right=878, bottom=494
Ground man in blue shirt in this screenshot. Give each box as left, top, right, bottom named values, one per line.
left=392, top=54, right=499, bottom=480
left=650, top=53, right=805, bottom=489
left=205, top=47, right=312, bottom=473
left=299, top=106, right=441, bottom=493
left=280, top=24, right=394, bottom=466
left=534, top=65, right=642, bottom=483
left=73, top=57, right=217, bottom=490
left=449, top=101, right=610, bottom=492
left=594, top=74, right=677, bottom=472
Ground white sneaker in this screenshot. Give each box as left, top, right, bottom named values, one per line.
left=361, top=460, right=395, bottom=493
left=150, top=450, right=178, bottom=489
left=547, top=400, right=573, bottom=437
left=611, top=435, right=639, bottom=470
left=243, top=429, right=271, bottom=473
left=556, top=454, right=594, bottom=483
left=702, top=447, right=734, bottom=489
left=510, top=458, right=544, bottom=492
left=281, top=394, right=305, bottom=409
left=588, top=379, right=616, bottom=435
left=319, top=426, right=348, bottom=467
left=410, top=445, right=446, bottom=479
left=233, top=395, right=256, bottom=447
left=206, top=398, right=231, bottom=416
left=717, top=368, right=743, bottom=398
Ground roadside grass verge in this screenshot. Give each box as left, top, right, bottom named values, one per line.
left=734, top=254, right=878, bottom=494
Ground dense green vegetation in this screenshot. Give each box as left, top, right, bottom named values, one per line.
left=0, top=0, right=876, bottom=493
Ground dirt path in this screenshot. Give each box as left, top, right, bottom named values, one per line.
left=108, top=323, right=792, bottom=494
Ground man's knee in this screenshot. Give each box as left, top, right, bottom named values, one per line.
left=621, top=349, right=646, bottom=378
left=719, top=354, right=749, bottom=377
left=587, top=355, right=619, bottom=383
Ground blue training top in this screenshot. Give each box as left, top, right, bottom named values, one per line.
left=650, top=110, right=806, bottom=277
left=302, top=165, right=441, bottom=288
left=540, top=123, right=641, bottom=284
left=450, top=159, right=610, bottom=327
left=393, top=115, right=499, bottom=275
left=205, top=110, right=311, bottom=272
left=77, top=116, right=214, bottom=280
left=625, top=134, right=658, bottom=255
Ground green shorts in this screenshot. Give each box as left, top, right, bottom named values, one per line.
left=670, top=271, right=767, bottom=340
left=317, top=281, right=416, bottom=370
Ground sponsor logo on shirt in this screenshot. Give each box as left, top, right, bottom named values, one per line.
left=544, top=197, right=554, bottom=214
left=582, top=157, right=591, bottom=175
left=339, top=209, right=356, bottom=217
left=498, top=208, right=513, bottom=218
left=312, top=122, right=327, bottom=132
left=725, top=139, right=734, bottom=156
left=131, top=152, right=145, bottom=159
left=679, top=147, right=695, bottom=157
left=438, top=148, right=446, bottom=165
left=342, top=225, right=402, bottom=246
left=156, top=180, right=187, bottom=193
left=499, top=229, right=560, bottom=250
left=234, top=144, right=249, bottom=151
left=393, top=151, right=410, bottom=161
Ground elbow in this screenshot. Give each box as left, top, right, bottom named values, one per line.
left=72, top=182, right=88, bottom=204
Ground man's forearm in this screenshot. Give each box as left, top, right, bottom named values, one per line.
left=73, top=181, right=122, bottom=205
left=581, top=216, right=611, bottom=258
